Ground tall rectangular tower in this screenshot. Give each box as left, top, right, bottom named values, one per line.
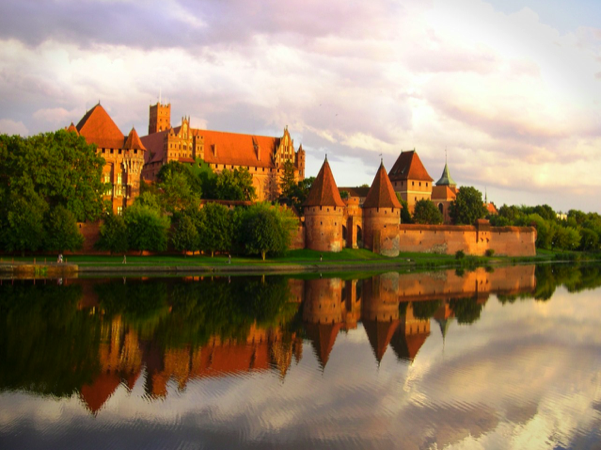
left=148, top=102, right=171, bottom=134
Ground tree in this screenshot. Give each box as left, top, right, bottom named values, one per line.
left=413, top=199, right=443, bottom=224
left=285, top=176, right=315, bottom=212
left=157, top=170, right=200, bottom=213
left=213, top=167, right=256, bottom=201
left=171, top=213, right=199, bottom=255
left=96, top=212, right=128, bottom=254
left=395, top=194, right=412, bottom=224
left=449, top=186, right=487, bottom=225
left=0, top=188, right=47, bottom=254
left=279, top=161, right=297, bottom=196
left=198, top=202, right=233, bottom=257
left=123, top=204, right=170, bottom=255
left=239, top=203, right=297, bottom=260
left=44, top=205, right=84, bottom=253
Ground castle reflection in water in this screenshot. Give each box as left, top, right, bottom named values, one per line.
left=59, top=265, right=536, bottom=414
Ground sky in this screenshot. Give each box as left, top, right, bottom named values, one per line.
left=0, top=0, right=599, bottom=213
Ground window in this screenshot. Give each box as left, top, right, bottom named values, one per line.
left=117, top=206, right=123, bottom=215
left=104, top=173, right=110, bottom=183
left=412, top=181, right=414, bottom=186
left=419, top=182, right=421, bottom=186
left=110, top=149, right=114, bottom=154
left=117, top=174, right=122, bottom=184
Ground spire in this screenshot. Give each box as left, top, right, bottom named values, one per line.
left=363, top=162, right=402, bottom=209
left=435, top=161, right=456, bottom=187
left=302, top=158, right=345, bottom=208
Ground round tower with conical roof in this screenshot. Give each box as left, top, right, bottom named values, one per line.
left=302, top=157, right=346, bottom=252
left=362, top=161, right=402, bottom=256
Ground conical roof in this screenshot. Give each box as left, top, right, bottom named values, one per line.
left=124, top=127, right=147, bottom=151
left=304, top=322, right=343, bottom=369
left=363, top=161, right=402, bottom=209
left=389, top=150, right=433, bottom=182
left=65, top=122, right=79, bottom=135
left=76, top=103, right=124, bottom=149
left=302, top=158, right=345, bottom=208
left=362, top=318, right=401, bottom=363
left=435, top=163, right=456, bottom=187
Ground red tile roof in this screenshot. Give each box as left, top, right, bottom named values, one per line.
left=76, top=103, right=125, bottom=149
left=486, top=203, right=498, bottom=215
left=123, top=127, right=146, bottom=151
left=304, top=322, right=343, bottom=369
left=431, top=185, right=457, bottom=201
left=303, top=158, right=346, bottom=208
left=363, top=162, right=402, bottom=209
left=389, top=150, right=433, bottom=182
left=338, top=186, right=370, bottom=198
left=141, top=127, right=287, bottom=168
left=363, top=318, right=401, bottom=363
left=65, top=122, right=79, bottom=135
left=197, top=129, right=280, bottom=168
left=141, top=130, right=168, bottom=164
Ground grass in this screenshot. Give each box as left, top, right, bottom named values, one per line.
left=0, top=247, right=598, bottom=272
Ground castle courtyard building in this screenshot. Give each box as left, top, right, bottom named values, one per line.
left=141, top=102, right=305, bottom=202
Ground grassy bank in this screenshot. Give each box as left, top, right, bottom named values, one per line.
left=1, top=248, right=598, bottom=274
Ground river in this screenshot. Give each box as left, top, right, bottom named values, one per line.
left=0, top=263, right=599, bottom=449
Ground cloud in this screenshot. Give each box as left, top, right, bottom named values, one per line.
left=0, top=118, right=28, bottom=135
left=0, top=0, right=598, bottom=212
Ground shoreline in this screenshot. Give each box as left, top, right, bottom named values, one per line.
left=1, top=254, right=598, bottom=278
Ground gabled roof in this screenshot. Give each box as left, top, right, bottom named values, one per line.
left=389, top=150, right=433, bottom=182
left=76, top=103, right=125, bottom=149
left=431, top=185, right=457, bottom=201
left=195, top=129, right=280, bottom=168
left=339, top=186, right=370, bottom=198
left=123, top=127, right=146, bottom=151
left=141, top=126, right=286, bottom=168
left=303, top=158, right=346, bottom=208
left=435, top=163, right=456, bottom=187
left=363, top=162, right=402, bottom=209
left=389, top=323, right=430, bottom=363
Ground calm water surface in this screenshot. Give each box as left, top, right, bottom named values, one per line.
left=0, top=264, right=599, bottom=449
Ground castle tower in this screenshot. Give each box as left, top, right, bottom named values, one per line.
left=388, top=150, right=433, bottom=214
left=432, top=157, right=458, bottom=224
left=302, top=157, right=346, bottom=252
left=148, top=102, right=171, bottom=135
left=362, top=161, right=402, bottom=256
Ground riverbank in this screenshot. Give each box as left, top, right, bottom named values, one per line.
left=0, top=248, right=598, bottom=277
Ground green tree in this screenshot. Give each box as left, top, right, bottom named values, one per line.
left=1, top=188, right=47, bottom=254
left=413, top=199, right=444, bottom=224
left=171, top=213, right=200, bottom=255
left=157, top=170, right=200, bottom=213
left=213, top=167, right=256, bottom=201
left=279, top=161, right=297, bottom=196
left=96, top=212, right=128, bottom=254
left=44, top=205, right=84, bottom=253
left=396, top=194, right=413, bottom=224
left=449, top=186, right=487, bottom=225
left=239, top=203, right=297, bottom=260
left=123, top=204, right=170, bottom=255
left=198, top=202, right=234, bottom=257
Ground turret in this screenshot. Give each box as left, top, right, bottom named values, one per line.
left=362, top=161, right=402, bottom=256
left=302, top=157, right=346, bottom=252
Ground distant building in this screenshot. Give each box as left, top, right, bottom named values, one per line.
left=432, top=161, right=458, bottom=224
left=67, top=103, right=146, bottom=215
left=141, top=102, right=305, bottom=201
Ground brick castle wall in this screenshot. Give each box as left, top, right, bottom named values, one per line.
left=393, top=224, right=536, bottom=256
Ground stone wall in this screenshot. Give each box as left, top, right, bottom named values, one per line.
left=304, top=206, right=345, bottom=252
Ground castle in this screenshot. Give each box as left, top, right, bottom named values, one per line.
left=140, top=102, right=305, bottom=201
left=67, top=101, right=535, bottom=257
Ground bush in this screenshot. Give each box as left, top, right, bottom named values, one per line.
left=485, top=249, right=495, bottom=257
left=455, top=250, right=465, bottom=260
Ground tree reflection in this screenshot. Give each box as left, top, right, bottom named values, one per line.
left=0, top=281, right=101, bottom=396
